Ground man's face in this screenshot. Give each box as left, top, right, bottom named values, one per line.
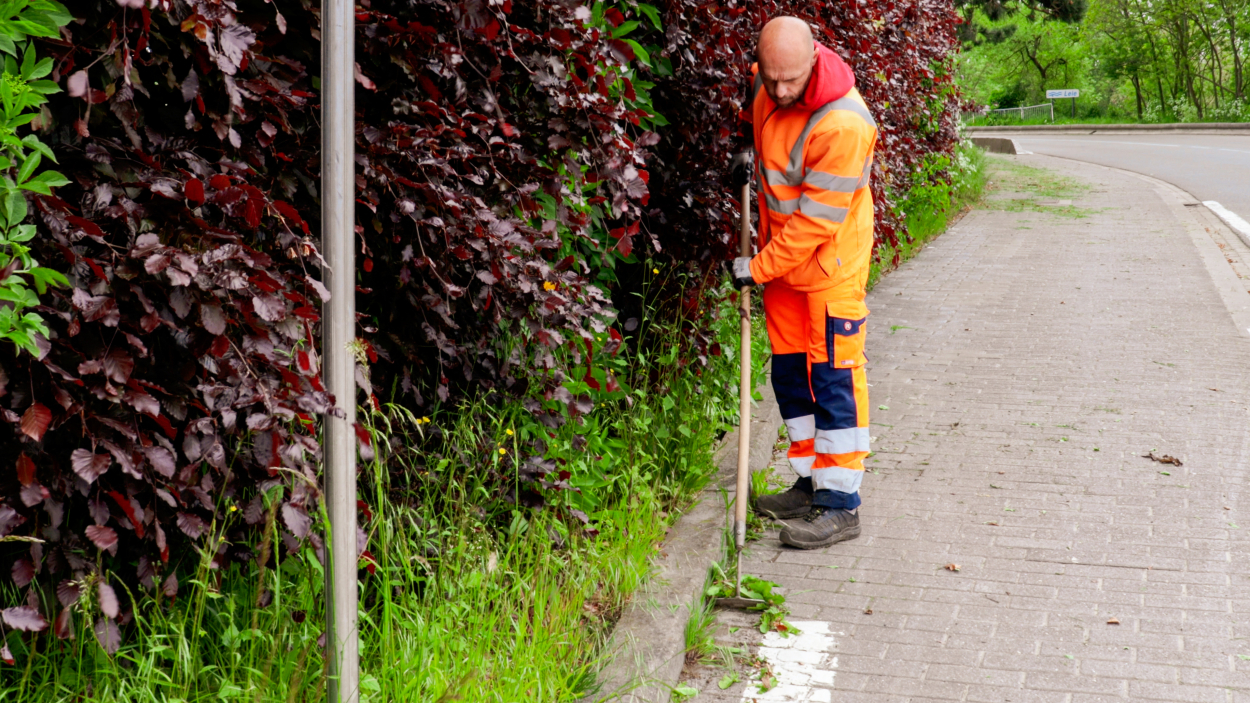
left=761, top=51, right=816, bottom=109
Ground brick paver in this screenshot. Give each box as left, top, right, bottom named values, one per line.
left=699, top=155, right=1250, bottom=702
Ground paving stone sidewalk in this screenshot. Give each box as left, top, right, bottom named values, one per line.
left=690, top=154, right=1250, bottom=702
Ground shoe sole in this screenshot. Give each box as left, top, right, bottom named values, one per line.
left=755, top=504, right=812, bottom=520
left=779, top=524, right=861, bottom=550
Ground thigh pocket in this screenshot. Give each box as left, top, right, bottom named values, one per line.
left=825, top=313, right=867, bottom=369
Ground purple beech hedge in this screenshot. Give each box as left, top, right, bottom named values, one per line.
left=0, top=0, right=960, bottom=646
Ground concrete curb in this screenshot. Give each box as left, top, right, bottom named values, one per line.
left=589, top=376, right=782, bottom=703
left=966, top=122, right=1250, bottom=135
left=970, top=136, right=1018, bottom=154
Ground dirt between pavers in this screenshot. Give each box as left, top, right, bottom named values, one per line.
left=675, top=153, right=1250, bottom=702
left=679, top=609, right=771, bottom=698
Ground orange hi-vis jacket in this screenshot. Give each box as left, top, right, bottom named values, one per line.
left=747, top=44, right=878, bottom=320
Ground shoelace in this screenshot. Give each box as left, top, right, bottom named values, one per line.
left=804, top=505, right=831, bottom=523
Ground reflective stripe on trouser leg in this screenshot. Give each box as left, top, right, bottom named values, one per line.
left=783, top=407, right=816, bottom=477
left=772, top=353, right=817, bottom=478
left=785, top=415, right=816, bottom=477
left=809, top=363, right=869, bottom=508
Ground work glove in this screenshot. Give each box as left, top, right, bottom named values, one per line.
left=730, top=151, right=754, bottom=189
left=726, top=256, right=756, bottom=289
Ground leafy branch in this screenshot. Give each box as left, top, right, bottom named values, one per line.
left=0, top=0, right=70, bottom=354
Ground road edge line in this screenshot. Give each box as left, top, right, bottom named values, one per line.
left=1203, top=201, right=1250, bottom=250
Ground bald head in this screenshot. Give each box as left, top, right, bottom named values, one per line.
left=758, top=17, right=816, bottom=108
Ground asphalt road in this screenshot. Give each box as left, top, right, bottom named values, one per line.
left=994, top=133, right=1250, bottom=231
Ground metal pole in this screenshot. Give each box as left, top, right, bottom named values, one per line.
left=322, top=0, right=358, bottom=699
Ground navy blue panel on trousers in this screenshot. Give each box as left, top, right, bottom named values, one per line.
left=814, top=488, right=862, bottom=511
left=810, top=363, right=857, bottom=431
left=771, top=352, right=814, bottom=420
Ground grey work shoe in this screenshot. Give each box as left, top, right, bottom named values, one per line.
left=754, top=476, right=813, bottom=520
left=780, top=506, right=861, bottom=549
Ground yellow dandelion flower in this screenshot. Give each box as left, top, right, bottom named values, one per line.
left=652, top=268, right=659, bottom=274
left=543, top=281, right=557, bottom=291
left=498, top=447, right=507, bottom=456
left=505, top=429, right=514, bottom=436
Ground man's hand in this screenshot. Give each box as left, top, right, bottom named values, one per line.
left=730, top=151, right=754, bottom=189
left=726, top=257, right=756, bottom=289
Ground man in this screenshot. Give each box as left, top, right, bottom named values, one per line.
left=728, top=17, right=878, bottom=549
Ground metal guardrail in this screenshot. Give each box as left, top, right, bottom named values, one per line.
left=987, top=103, right=1054, bottom=122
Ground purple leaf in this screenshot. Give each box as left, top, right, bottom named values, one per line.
left=11, top=558, right=34, bottom=588
left=306, top=276, right=330, bottom=302
left=176, top=512, right=207, bottom=540
left=0, top=506, right=24, bottom=537
left=67, top=70, right=89, bottom=97
left=85, top=525, right=119, bottom=555
left=123, top=388, right=160, bottom=417
left=98, top=583, right=119, bottom=619
left=217, top=24, right=255, bottom=74
left=252, top=295, right=286, bottom=322
left=53, top=608, right=73, bottom=640
left=145, top=447, right=176, bottom=478
left=181, top=68, right=199, bottom=102
left=102, top=349, right=134, bottom=384
left=57, top=580, right=82, bottom=608
left=94, top=617, right=121, bottom=654
left=20, top=482, right=48, bottom=507
left=71, top=449, right=111, bottom=483
left=19, top=402, right=51, bottom=441
left=2, top=606, right=48, bottom=632
left=281, top=503, right=311, bottom=539
left=201, top=303, right=226, bottom=335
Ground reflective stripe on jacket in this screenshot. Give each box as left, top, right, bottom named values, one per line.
left=747, top=62, right=878, bottom=316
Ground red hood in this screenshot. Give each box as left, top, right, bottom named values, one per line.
left=794, top=42, right=856, bottom=111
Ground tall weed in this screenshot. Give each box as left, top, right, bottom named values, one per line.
left=0, top=275, right=766, bottom=702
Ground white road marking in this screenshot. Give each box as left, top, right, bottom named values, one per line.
left=1204, top=201, right=1250, bottom=250
left=741, top=620, right=840, bottom=702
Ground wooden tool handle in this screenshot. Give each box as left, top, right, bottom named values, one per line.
left=735, top=181, right=752, bottom=551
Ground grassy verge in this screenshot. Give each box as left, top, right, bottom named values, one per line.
left=978, top=156, right=1101, bottom=219
left=1, top=271, right=770, bottom=702
left=964, top=114, right=1250, bottom=127
left=868, top=141, right=989, bottom=289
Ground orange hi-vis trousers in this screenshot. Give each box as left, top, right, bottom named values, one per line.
left=763, top=281, right=870, bottom=511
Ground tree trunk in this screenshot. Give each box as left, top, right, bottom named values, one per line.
left=1132, top=0, right=1169, bottom=114
left=1132, top=72, right=1144, bottom=118
left=1192, top=7, right=1225, bottom=105
left=1217, top=0, right=1244, bottom=99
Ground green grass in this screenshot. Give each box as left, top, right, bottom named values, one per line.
left=868, top=141, right=989, bottom=289
left=964, top=113, right=1250, bottom=127
left=1, top=277, right=771, bottom=702
left=979, top=157, right=1102, bottom=219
